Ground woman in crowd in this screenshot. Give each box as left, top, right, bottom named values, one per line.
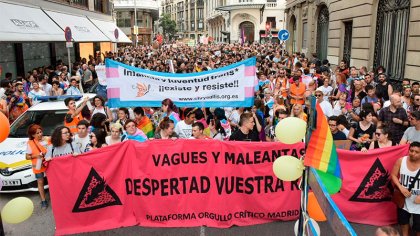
left=333, top=92, right=350, bottom=117
left=116, top=107, right=130, bottom=127
left=154, top=117, right=178, bottom=139
left=348, top=110, right=376, bottom=151
left=209, top=118, right=227, bottom=141
left=45, top=126, right=82, bottom=160
left=106, top=123, right=123, bottom=145
left=161, top=98, right=180, bottom=126
left=90, top=113, right=109, bottom=133
left=121, top=119, right=148, bottom=142
left=290, top=103, right=307, bottom=122
left=51, top=81, right=64, bottom=96
left=85, top=129, right=108, bottom=151
left=90, top=95, right=113, bottom=123
left=331, top=73, right=348, bottom=102
left=25, top=124, right=48, bottom=209
left=368, top=126, right=395, bottom=150
left=346, top=97, right=361, bottom=127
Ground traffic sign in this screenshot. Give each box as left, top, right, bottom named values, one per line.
left=114, top=28, right=119, bottom=40
left=64, top=27, right=72, bottom=42
left=278, top=29, right=290, bottom=41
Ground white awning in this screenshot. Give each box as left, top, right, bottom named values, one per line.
left=0, top=2, right=64, bottom=42
left=88, top=18, right=132, bottom=43
left=44, top=10, right=110, bottom=42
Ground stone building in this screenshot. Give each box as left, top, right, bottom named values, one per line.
left=161, top=0, right=207, bottom=40
left=285, top=0, right=420, bottom=81
left=207, top=0, right=286, bottom=43
left=114, top=0, right=159, bottom=45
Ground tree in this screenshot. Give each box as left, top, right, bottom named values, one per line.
left=159, top=14, right=177, bottom=40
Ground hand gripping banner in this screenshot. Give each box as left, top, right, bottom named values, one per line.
left=47, top=140, right=304, bottom=235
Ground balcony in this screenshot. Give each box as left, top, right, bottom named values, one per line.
left=215, top=0, right=266, bottom=11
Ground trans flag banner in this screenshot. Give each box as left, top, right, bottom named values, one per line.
left=105, top=58, right=257, bottom=108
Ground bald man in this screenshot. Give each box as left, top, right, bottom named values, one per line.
left=378, top=94, right=409, bottom=144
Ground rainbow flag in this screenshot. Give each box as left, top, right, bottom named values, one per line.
left=137, top=116, right=154, bottom=138
left=304, top=102, right=342, bottom=179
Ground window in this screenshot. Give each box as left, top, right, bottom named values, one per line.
left=116, top=11, right=131, bottom=28
left=191, top=21, right=195, bottom=31
left=302, top=22, right=308, bottom=49
left=266, top=17, right=276, bottom=29
left=198, top=8, right=204, bottom=20
left=71, top=0, right=88, bottom=7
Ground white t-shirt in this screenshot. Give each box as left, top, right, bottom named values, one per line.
left=45, top=141, right=82, bottom=159
left=318, top=86, right=333, bottom=102
left=73, top=135, right=90, bottom=153
left=28, top=89, right=46, bottom=105
left=174, top=121, right=193, bottom=139
left=319, top=100, right=334, bottom=117
left=40, top=83, right=52, bottom=96
left=229, top=110, right=241, bottom=126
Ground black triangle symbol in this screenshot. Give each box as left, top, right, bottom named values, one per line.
left=349, top=158, right=393, bottom=202
left=72, top=167, right=122, bottom=213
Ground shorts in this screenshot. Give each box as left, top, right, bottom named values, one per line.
left=397, top=207, right=420, bottom=231
left=35, top=172, right=45, bottom=179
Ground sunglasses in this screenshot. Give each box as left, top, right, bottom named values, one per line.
left=315, top=94, right=322, bottom=97
left=90, top=135, right=96, bottom=138
left=375, top=132, right=382, bottom=136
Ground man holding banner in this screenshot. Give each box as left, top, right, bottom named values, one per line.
left=391, top=142, right=420, bottom=236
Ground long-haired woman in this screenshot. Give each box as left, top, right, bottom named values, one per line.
left=45, top=126, right=81, bottom=160
left=85, top=129, right=108, bottom=151
left=160, top=98, right=180, bottom=126
left=25, top=124, right=48, bottom=208
left=154, top=117, right=178, bottom=139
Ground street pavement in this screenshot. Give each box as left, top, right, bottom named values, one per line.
left=1, top=191, right=377, bottom=236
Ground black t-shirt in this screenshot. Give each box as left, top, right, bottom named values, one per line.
left=332, top=131, right=347, bottom=140
left=229, top=129, right=260, bottom=141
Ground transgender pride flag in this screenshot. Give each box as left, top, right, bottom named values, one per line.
left=105, top=57, right=257, bottom=108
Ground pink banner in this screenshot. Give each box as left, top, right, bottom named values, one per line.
left=332, top=145, right=409, bottom=226
left=47, top=140, right=304, bottom=235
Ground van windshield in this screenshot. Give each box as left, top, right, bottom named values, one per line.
left=9, top=110, right=68, bottom=138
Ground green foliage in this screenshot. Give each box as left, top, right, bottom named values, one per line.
left=159, top=14, right=177, bottom=40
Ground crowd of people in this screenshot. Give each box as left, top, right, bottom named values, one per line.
left=1, top=41, right=419, bottom=235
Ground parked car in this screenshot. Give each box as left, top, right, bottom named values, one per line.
left=0, top=94, right=95, bottom=192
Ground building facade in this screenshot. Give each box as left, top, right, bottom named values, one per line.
left=161, top=0, right=207, bottom=40
left=285, top=0, right=420, bottom=81
left=114, top=0, right=159, bottom=45
left=0, top=0, right=131, bottom=79
left=206, top=0, right=286, bottom=43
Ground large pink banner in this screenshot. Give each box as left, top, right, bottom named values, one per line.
left=333, top=145, right=409, bottom=226
left=47, top=140, right=304, bottom=235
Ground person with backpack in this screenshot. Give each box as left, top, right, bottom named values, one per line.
left=44, top=126, right=82, bottom=160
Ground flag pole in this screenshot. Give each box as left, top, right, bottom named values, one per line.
left=298, top=96, right=316, bottom=236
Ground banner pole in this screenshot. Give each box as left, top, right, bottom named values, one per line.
left=298, top=96, right=316, bottom=236
left=297, top=167, right=308, bottom=236
left=0, top=213, right=5, bottom=236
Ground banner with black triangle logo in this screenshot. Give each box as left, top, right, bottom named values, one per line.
left=349, top=158, right=393, bottom=202
left=72, top=167, right=122, bottom=212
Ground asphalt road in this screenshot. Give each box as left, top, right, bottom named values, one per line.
left=0, top=191, right=377, bottom=236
